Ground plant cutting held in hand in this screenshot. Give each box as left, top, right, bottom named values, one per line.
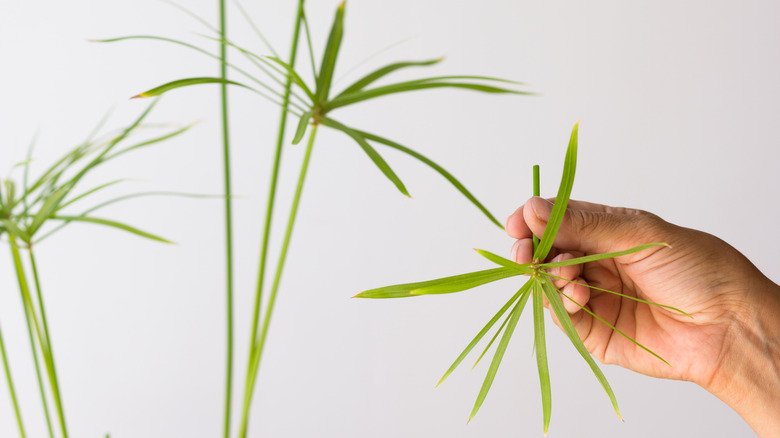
left=355, top=122, right=691, bottom=434
left=0, top=100, right=194, bottom=438
left=106, top=2, right=530, bottom=435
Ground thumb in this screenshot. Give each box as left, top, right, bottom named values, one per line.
left=522, top=196, right=664, bottom=256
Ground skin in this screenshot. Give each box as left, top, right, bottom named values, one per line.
left=506, top=196, right=780, bottom=437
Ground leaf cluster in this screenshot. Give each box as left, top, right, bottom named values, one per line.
left=0, top=100, right=193, bottom=247
left=99, top=1, right=532, bottom=228
left=355, top=122, right=689, bottom=434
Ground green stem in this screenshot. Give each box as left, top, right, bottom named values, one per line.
left=16, top=270, right=54, bottom=438
left=27, top=247, right=58, bottom=438
left=242, top=0, right=306, bottom=433
left=532, top=164, right=540, bottom=252
left=8, top=237, right=67, bottom=437
left=218, top=0, right=234, bottom=436
left=0, top=320, right=26, bottom=438
left=238, top=123, right=319, bottom=438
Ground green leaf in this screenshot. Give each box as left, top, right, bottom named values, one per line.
left=469, top=282, right=531, bottom=422
left=541, top=281, right=621, bottom=419
left=265, top=56, right=315, bottom=101
left=474, top=248, right=533, bottom=274
left=542, top=273, right=691, bottom=318
left=320, top=118, right=410, bottom=197
left=132, top=77, right=251, bottom=98
left=471, top=288, right=531, bottom=371
left=1, top=219, right=31, bottom=242
left=534, top=122, right=579, bottom=262
left=325, top=79, right=530, bottom=111
left=356, top=129, right=503, bottom=228
left=539, top=243, right=668, bottom=269
left=4, top=180, right=16, bottom=207
left=292, top=110, right=314, bottom=145
left=105, top=122, right=195, bottom=161
left=436, top=285, right=527, bottom=387
left=27, top=186, right=70, bottom=236
left=355, top=267, right=522, bottom=299
left=553, top=284, right=671, bottom=366
left=337, top=58, right=443, bottom=97
left=316, top=1, right=345, bottom=103
left=532, top=281, right=552, bottom=434
left=50, top=215, right=172, bottom=244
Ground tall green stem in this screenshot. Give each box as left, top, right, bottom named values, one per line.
left=27, top=247, right=57, bottom=438
left=0, top=320, right=26, bottom=438
left=532, top=164, right=540, bottom=252
left=238, top=123, right=319, bottom=438
left=242, top=0, right=306, bottom=432
left=8, top=237, right=67, bottom=438
left=218, top=0, right=234, bottom=436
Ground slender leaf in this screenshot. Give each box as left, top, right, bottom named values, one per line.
left=105, top=123, right=195, bottom=161
left=27, top=186, right=69, bottom=236
left=541, top=281, right=621, bottom=419
left=436, top=285, right=527, bottom=387
left=539, top=243, right=668, bottom=269
left=1, top=219, right=31, bottom=242
left=337, top=58, right=443, bottom=96
left=533, top=281, right=552, bottom=434
left=471, top=288, right=531, bottom=371
left=534, top=122, right=579, bottom=261
left=50, top=215, right=172, bottom=243
left=474, top=248, right=533, bottom=274
left=316, top=2, right=345, bottom=103
left=543, top=273, right=691, bottom=318
left=325, top=80, right=530, bottom=111
left=469, top=284, right=530, bottom=422
left=356, top=267, right=522, bottom=299
left=292, top=110, right=314, bottom=145
left=264, top=56, right=315, bottom=101
left=132, top=77, right=251, bottom=98
left=320, top=118, right=410, bottom=197
left=553, top=284, right=671, bottom=366
left=356, top=129, right=503, bottom=228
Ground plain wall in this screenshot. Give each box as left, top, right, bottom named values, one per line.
left=1, top=0, right=778, bottom=436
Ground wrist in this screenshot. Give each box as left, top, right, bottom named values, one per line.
left=706, top=278, right=780, bottom=437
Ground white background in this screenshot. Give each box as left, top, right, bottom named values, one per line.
left=1, top=0, right=778, bottom=437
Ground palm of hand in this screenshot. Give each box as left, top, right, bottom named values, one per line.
left=566, top=228, right=745, bottom=387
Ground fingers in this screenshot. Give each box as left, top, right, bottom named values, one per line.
left=510, top=238, right=534, bottom=264
left=507, top=196, right=666, bottom=256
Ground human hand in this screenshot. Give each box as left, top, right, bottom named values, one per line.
left=506, top=196, right=780, bottom=437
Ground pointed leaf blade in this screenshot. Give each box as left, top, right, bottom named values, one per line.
left=355, top=267, right=522, bottom=299
left=539, top=243, right=668, bottom=269
left=337, top=58, right=443, bottom=97
left=357, top=129, right=503, bottom=228
left=316, top=2, right=345, bottom=103
left=541, top=281, right=621, bottom=419
left=51, top=215, right=172, bottom=243
left=132, top=77, right=250, bottom=98
left=533, top=282, right=552, bottom=434
left=474, top=249, right=533, bottom=274
left=534, top=122, right=579, bottom=261
left=471, top=287, right=532, bottom=371
left=469, top=285, right=531, bottom=422
left=437, top=285, right=528, bottom=387
left=292, top=110, right=314, bottom=145
left=320, top=118, right=410, bottom=197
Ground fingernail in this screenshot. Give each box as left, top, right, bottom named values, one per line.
left=531, top=196, right=553, bottom=221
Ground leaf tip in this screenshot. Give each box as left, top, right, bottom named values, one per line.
left=131, top=93, right=151, bottom=99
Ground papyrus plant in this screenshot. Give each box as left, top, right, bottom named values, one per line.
left=102, top=2, right=530, bottom=436
left=355, top=122, right=690, bottom=435
left=0, top=100, right=192, bottom=438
